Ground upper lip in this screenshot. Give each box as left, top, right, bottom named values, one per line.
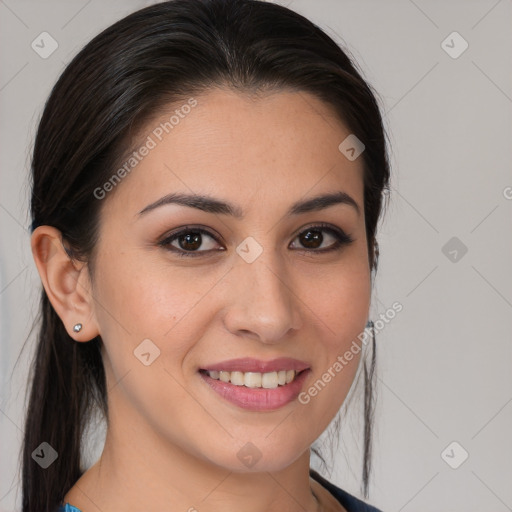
left=200, top=357, right=310, bottom=373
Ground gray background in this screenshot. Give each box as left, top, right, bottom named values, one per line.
left=1, top=1, right=511, bottom=511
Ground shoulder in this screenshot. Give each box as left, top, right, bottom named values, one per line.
left=310, top=468, right=384, bottom=512
left=57, top=504, right=83, bottom=512
left=58, top=472, right=381, bottom=512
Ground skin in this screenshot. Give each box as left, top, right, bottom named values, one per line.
left=32, top=88, right=372, bottom=512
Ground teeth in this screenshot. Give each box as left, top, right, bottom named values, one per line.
left=261, top=372, right=278, bottom=389
left=231, top=371, right=245, bottom=386
left=245, top=372, right=262, bottom=388
left=205, top=369, right=298, bottom=388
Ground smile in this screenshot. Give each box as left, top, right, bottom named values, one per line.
left=200, top=369, right=302, bottom=388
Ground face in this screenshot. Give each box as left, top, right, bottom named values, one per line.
left=88, top=88, right=371, bottom=472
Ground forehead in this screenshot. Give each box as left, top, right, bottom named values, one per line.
left=102, top=88, right=364, bottom=219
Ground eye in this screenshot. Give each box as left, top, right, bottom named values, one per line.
left=158, top=226, right=223, bottom=258
left=289, top=223, right=354, bottom=254
left=158, top=223, right=354, bottom=258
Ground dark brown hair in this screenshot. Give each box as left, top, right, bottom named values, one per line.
left=22, top=1, right=390, bottom=510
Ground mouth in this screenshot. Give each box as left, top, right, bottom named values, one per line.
left=197, top=357, right=311, bottom=411
left=198, top=368, right=308, bottom=388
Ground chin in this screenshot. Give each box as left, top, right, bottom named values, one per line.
left=201, top=440, right=309, bottom=474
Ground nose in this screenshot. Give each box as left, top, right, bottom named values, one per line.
left=222, top=252, right=303, bottom=344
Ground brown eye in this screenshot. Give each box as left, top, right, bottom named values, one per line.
left=159, top=226, right=223, bottom=257
left=299, top=228, right=324, bottom=249
left=159, top=223, right=354, bottom=258
left=176, top=232, right=202, bottom=251
left=290, top=224, right=354, bottom=253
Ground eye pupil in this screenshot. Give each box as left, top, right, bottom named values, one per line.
left=301, top=229, right=322, bottom=249
left=179, top=232, right=201, bottom=250
left=161, top=224, right=350, bottom=258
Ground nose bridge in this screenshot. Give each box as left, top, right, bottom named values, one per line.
left=224, top=241, right=302, bottom=342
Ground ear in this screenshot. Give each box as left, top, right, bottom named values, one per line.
left=31, top=225, right=100, bottom=342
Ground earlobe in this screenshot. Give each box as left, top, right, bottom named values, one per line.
left=30, top=225, right=100, bottom=342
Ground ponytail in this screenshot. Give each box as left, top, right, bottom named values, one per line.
left=21, top=291, right=106, bottom=512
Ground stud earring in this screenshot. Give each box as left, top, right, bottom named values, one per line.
left=73, top=323, right=83, bottom=333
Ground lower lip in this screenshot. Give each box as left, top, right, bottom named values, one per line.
left=199, top=369, right=311, bottom=411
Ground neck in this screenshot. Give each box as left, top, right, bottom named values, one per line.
left=68, top=382, right=321, bottom=512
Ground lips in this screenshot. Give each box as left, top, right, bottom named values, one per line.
left=199, top=357, right=310, bottom=374
left=197, top=357, right=312, bottom=411
left=199, top=367, right=312, bottom=411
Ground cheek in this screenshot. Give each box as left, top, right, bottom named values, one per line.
left=295, top=262, right=370, bottom=413
left=94, top=249, right=207, bottom=333
left=91, top=249, right=225, bottom=379
left=298, top=257, right=371, bottom=339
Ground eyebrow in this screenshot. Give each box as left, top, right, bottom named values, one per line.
left=137, top=190, right=360, bottom=218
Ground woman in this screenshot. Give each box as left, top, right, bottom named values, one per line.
left=22, top=0, right=390, bottom=510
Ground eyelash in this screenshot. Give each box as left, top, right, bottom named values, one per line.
left=158, top=223, right=354, bottom=258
